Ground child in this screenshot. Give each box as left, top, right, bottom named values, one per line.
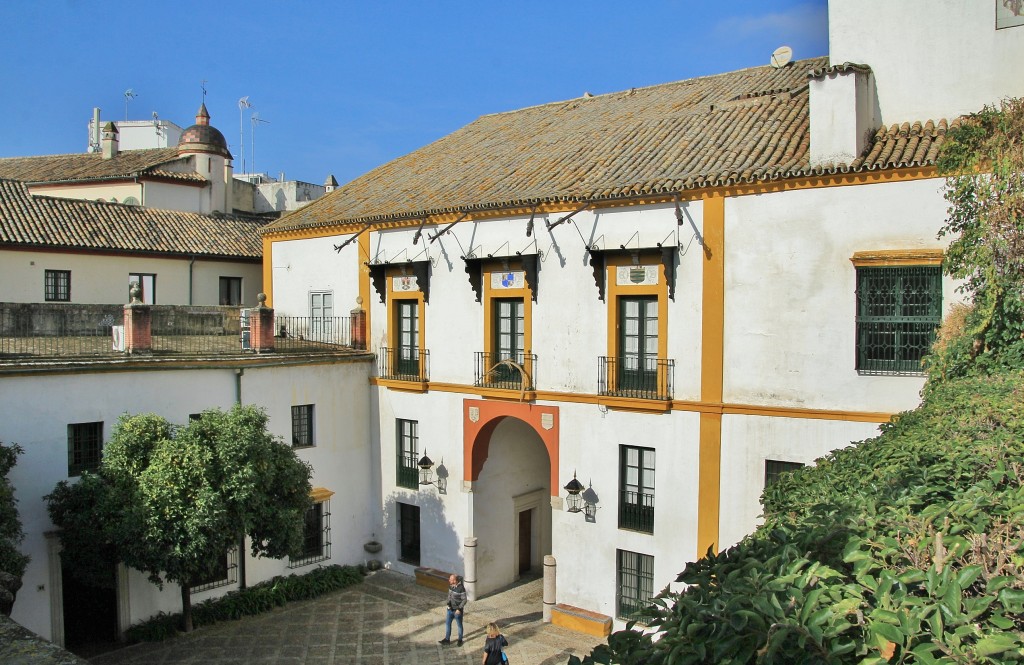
left=482, top=622, right=509, bottom=665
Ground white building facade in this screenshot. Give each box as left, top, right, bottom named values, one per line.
left=259, top=0, right=1023, bottom=632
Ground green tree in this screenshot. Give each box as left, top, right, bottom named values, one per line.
left=46, top=405, right=313, bottom=633
left=0, top=441, right=28, bottom=616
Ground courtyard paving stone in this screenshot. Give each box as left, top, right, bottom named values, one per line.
left=88, top=569, right=605, bottom=664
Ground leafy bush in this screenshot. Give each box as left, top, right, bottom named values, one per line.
left=0, top=442, right=28, bottom=582
left=124, top=564, right=365, bottom=643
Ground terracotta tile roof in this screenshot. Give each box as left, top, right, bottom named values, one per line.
left=0, top=179, right=262, bottom=259
left=0, top=147, right=204, bottom=184
left=264, top=56, right=953, bottom=235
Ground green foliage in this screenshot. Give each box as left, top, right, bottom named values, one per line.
left=929, top=98, right=1024, bottom=380
left=46, top=405, right=313, bottom=629
left=572, top=371, right=1024, bottom=665
left=0, top=442, right=28, bottom=581
left=123, top=564, right=365, bottom=643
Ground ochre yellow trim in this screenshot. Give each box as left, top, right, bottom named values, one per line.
left=262, top=235, right=274, bottom=307
left=386, top=266, right=427, bottom=378
left=359, top=233, right=372, bottom=345
left=850, top=249, right=944, bottom=267
left=597, top=395, right=672, bottom=414
left=698, top=193, right=725, bottom=559
left=365, top=380, right=895, bottom=423
left=697, top=414, right=722, bottom=558
left=310, top=487, right=335, bottom=502
left=377, top=378, right=429, bottom=393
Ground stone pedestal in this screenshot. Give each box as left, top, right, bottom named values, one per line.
left=543, top=555, right=556, bottom=622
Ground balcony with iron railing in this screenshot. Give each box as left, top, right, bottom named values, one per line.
left=377, top=347, right=430, bottom=386
left=618, top=490, right=654, bottom=533
left=474, top=351, right=537, bottom=395
left=598, top=356, right=674, bottom=405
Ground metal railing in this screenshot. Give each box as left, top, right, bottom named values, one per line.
left=618, top=490, right=654, bottom=533
left=598, top=356, right=674, bottom=401
left=474, top=351, right=537, bottom=390
left=377, top=347, right=430, bottom=382
left=0, top=304, right=353, bottom=359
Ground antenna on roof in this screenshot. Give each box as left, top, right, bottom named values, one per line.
left=124, top=89, right=137, bottom=120
left=770, top=45, right=793, bottom=69
left=201, top=79, right=208, bottom=104
left=238, top=96, right=253, bottom=174
left=251, top=112, right=270, bottom=177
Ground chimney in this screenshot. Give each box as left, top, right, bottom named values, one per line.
left=101, top=121, right=119, bottom=160
left=91, top=108, right=101, bottom=153
left=809, top=63, right=879, bottom=168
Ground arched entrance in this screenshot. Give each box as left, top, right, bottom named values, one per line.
left=463, top=400, right=559, bottom=597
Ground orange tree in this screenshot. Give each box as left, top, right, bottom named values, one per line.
left=47, top=405, right=312, bottom=633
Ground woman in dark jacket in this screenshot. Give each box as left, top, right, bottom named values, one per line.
left=482, top=622, right=509, bottom=665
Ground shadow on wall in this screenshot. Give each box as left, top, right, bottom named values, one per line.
left=380, top=488, right=463, bottom=576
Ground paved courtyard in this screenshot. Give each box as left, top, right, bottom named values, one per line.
left=89, top=569, right=606, bottom=664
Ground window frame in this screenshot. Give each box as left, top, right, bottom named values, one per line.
left=619, top=445, right=655, bottom=533
left=219, top=276, right=243, bottom=306
left=616, top=548, right=654, bottom=622
left=482, top=261, right=533, bottom=381
left=764, top=459, right=805, bottom=488
left=396, top=419, right=419, bottom=490
left=851, top=251, right=943, bottom=376
left=44, top=269, right=71, bottom=302
left=386, top=269, right=426, bottom=381
left=289, top=498, right=331, bottom=568
left=67, top=421, right=103, bottom=476
left=605, top=255, right=669, bottom=399
left=128, top=273, right=157, bottom=304
left=189, top=548, right=238, bottom=593
left=291, top=404, right=315, bottom=448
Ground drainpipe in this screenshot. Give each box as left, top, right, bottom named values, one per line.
left=188, top=256, right=196, bottom=305
left=235, top=367, right=247, bottom=588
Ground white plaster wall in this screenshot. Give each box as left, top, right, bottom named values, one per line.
left=31, top=182, right=143, bottom=204
left=270, top=235, right=361, bottom=318
left=829, top=0, right=1024, bottom=124
left=358, top=201, right=705, bottom=394
left=718, top=415, right=882, bottom=549
left=140, top=180, right=203, bottom=213
left=724, top=178, right=962, bottom=413
left=0, top=249, right=260, bottom=305
left=0, top=359, right=370, bottom=640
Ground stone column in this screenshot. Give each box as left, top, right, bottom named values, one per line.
left=543, top=555, right=556, bottom=622
left=123, top=283, right=152, bottom=355
left=464, top=537, right=478, bottom=601
left=350, top=296, right=366, bottom=350
left=250, top=293, right=275, bottom=353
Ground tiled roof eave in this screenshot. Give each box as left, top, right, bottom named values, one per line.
left=261, top=159, right=939, bottom=236
left=0, top=239, right=262, bottom=261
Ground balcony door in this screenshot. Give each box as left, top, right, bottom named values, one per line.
left=619, top=296, right=658, bottom=392
left=397, top=300, right=420, bottom=376
left=493, top=298, right=524, bottom=382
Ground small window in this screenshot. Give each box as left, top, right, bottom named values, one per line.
left=68, top=421, right=103, bottom=476
left=396, top=419, right=419, bottom=489
left=128, top=273, right=157, bottom=304
left=219, top=277, right=242, bottom=306
left=765, top=460, right=804, bottom=487
left=619, top=445, right=655, bottom=533
left=45, top=270, right=71, bottom=302
left=289, top=500, right=330, bottom=567
left=856, top=266, right=941, bottom=374
left=291, top=405, right=314, bottom=448
left=190, top=549, right=238, bottom=593
left=616, top=549, right=654, bottom=622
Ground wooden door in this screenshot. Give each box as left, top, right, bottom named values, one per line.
left=518, top=508, right=532, bottom=575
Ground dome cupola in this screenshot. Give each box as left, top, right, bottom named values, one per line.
left=177, top=103, right=231, bottom=158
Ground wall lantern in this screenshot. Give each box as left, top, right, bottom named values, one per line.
left=564, top=471, right=597, bottom=521
left=418, top=450, right=447, bottom=493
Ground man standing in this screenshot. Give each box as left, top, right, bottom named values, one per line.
left=439, top=574, right=468, bottom=647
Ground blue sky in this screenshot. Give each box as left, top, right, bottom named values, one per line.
left=0, top=1, right=828, bottom=186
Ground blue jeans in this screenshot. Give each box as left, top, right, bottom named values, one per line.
left=444, top=608, right=463, bottom=640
